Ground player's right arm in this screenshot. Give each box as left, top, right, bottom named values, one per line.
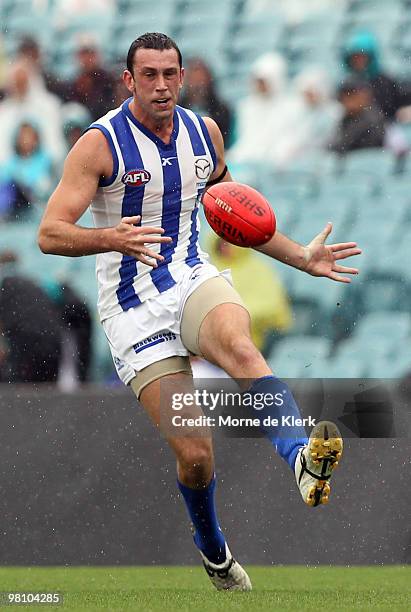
left=38, top=130, right=171, bottom=267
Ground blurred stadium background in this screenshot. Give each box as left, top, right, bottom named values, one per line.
left=0, top=3, right=410, bottom=603
left=1, top=0, right=411, bottom=385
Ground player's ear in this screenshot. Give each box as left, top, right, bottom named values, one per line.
left=123, top=69, right=135, bottom=93
left=180, top=66, right=185, bottom=88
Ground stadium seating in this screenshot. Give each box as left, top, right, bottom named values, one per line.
left=287, top=296, right=327, bottom=337
left=284, top=14, right=342, bottom=62
left=354, top=311, right=411, bottom=343
left=111, top=1, right=177, bottom=61
left=291, top=204, right=350, bottom=245
left=335, top=336, right=392, bottom=365
left=177, top=23, right=228, bottom=66
left=230, top=17, right=285, bottom=65
left=308, top=353, right=369, bottom=378
left=373, top=238, right=410, bottom=280
left=367, top=345, right=411, bottom=378
left=317, top=177, right=374, bottom=205
left=357, top=271, right=410, bottom=313
left=267, top=335, right=332, bottom=378
left=339, top=149, right=399, bottom=179
left=179, top=0, right=235, bottom=25
left=2, top=0, right=411, bottom=382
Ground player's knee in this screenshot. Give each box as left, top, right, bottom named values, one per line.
left=178, top=440, right=213, bottom=477
left=228, top=335, right=260, bottom=369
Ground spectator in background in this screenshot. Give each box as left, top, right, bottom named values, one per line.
left=16, top=36, right=69, bottom=102
left=270, top=67, right=341, bottom=164
left=67, top=35, right=116, bottom=120
left=0, top=251, right=92, bottom=385
left=180, top=58, right=234, bottom=148
left=43, top=279, right=93, bottom=386
left=59, top=283, right=92, bottom=384
left=0, top=251, right=61, bottom=383
left=0, top=180, right=30, bottom=222
left=208, top=235, right=293, bottom=354
left=0, top=121, right=55, bottom=205
left=329, top=78, right=385, bottom=153
left=294, top=67, right=340, bottom=138
left=16, top=37, right=50, bottom=96
left=112, top=72, right=130, bottom=108
left=0, top=61, right=65, bottom=165
left=246, top=0, right=343, bottom=24
left=61, top=102, right=92, bottom=152
left=0, top=34, right=7, bottom=101
left=53, top=0, right=114, bottom=26
left=343, top=30, right=411, bottom=121
left=343, top=30, right=411, bottom=157
left=228, top=52, right=297, bottom=168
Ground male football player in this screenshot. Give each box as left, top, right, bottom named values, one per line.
left=38, top=33, right=360, bottom=590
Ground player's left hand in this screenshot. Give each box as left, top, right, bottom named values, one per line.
left=303, top=222, right=361, bottom=283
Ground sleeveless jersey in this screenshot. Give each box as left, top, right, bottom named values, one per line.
left=88, top=98, right=216, bottom=321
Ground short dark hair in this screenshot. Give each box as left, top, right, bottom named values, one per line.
left=127, top=32, right=182, bottom=73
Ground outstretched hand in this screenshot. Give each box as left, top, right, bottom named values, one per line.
left=302, top=222, right=361, bottom=283
left=113, top=215, right=172, bottom=268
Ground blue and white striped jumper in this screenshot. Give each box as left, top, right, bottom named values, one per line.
left=88, top=98, right=216, bottom=322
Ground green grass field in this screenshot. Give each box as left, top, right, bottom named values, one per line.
left=0, top=566, right=409, bottom=611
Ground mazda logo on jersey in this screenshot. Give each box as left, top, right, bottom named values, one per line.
left=195, top=158, right=211, bottom=180
left=121, top=169, right=151, bottom=186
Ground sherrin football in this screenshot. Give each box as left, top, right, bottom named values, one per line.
left=202, top=182, right=276, bottom=247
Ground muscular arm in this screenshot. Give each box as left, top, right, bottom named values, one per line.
left=255, top=233, right=308, bottom=269
left=204, top=117, right=361, bottom=281
left=38, top=129, right=171, bottom=266
left=38, top=129, right=115, bottom=256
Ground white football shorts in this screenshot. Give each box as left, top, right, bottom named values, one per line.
left=102, top=262, right=231, bottom=385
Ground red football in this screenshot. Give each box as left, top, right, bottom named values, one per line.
left=202, top=182, right=276, bottom=247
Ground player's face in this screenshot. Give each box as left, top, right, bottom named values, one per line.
left=125, top=48, right=183, bottom=122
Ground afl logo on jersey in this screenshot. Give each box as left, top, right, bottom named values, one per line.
left=195, top=158, right=211, bottom=180
left=121, top=169, right=151, bottom=186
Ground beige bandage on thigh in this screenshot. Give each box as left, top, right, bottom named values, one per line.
left=130, top=356, right=192, bottom=399
left=181, top=275, right=248, bottom=357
